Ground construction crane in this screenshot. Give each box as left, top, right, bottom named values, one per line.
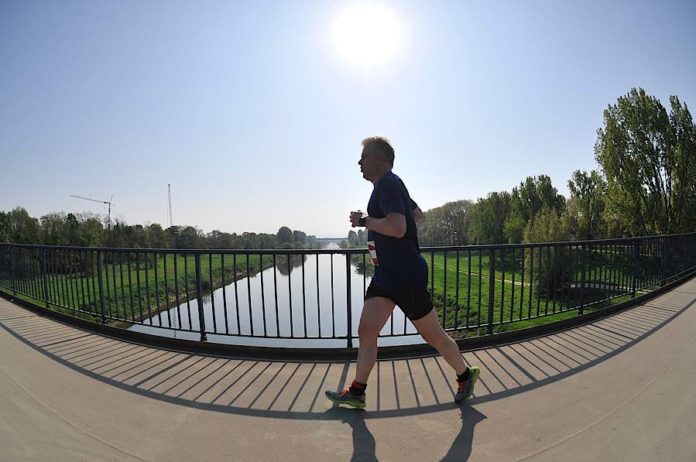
left=70, top=194, right=114, bottom=228
left=167, top=184, right=173, bottom=228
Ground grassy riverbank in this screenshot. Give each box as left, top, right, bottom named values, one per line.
left=28, top=253, right=279, bottom=325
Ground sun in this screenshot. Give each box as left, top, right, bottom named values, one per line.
left=331, top=3, right=402, bottom=69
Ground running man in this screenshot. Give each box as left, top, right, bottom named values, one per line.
left=326, top=136, right=480, bottom=409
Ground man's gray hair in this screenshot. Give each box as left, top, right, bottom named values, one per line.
left=362, top=136, right=395, bottom=166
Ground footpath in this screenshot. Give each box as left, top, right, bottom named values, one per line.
left=1, top=278, right=695, bottom=461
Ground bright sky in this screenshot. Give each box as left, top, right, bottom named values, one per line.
left=1, top=0, right=695, bottom=238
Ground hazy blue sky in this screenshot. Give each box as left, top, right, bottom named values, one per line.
left=2, top=0, right=695, bottom=237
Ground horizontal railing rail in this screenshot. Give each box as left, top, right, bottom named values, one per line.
left=1, top=232, right=695, bottom=350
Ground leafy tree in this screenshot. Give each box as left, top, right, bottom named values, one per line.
left=523, top=207, right=571, bottom=297
left=347, top=230, right=359, bottom=247
left=511, top=175, right=566, bottom=222
left=418, top=200, right=473, bottom=245
left=147, top=223, right=168, bottom=248
left=566, top=170, right=607, bottom=240
left=0, top=211, right=8, bottom=243
left=292, top=230, right=306, bottom=246
left=277, top=226, right=294, bottom=245
left=79, top=214, right=104, bottom=246
left=595, top=88, right=696, bottom=235
left=468, top=192, right=511, bottom=244
left=40, top=212, right=69, bottom=245
left=7, top=207, right=40, bottom=244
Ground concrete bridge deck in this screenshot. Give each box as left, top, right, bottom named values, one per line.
left=1, top=278, right=696, bottom=461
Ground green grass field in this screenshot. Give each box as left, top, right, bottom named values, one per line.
left=1, top=247, right=664, bottom=336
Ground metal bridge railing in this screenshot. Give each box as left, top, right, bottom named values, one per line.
left=1, top=233, right=695, bottom=350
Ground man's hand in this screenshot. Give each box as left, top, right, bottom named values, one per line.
left=350, top=210, right=364, bottom=228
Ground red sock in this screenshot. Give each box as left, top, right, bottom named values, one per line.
left=349, top=380, right=367, bottom=395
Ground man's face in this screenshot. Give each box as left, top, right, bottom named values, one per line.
left=358, top=148, right=381, bottom=182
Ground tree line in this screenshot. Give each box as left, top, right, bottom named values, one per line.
left=416, top=88, right=695, bottom=246
left=0, top=209, right=321, bottom=250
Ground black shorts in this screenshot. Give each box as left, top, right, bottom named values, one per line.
left=365, top=282, right=434, bottom=321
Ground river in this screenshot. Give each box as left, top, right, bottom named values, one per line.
left=130, top=243, right=423, bottom=348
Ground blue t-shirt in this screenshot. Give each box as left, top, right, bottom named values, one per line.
left=367, top=171, right=428, bottom=289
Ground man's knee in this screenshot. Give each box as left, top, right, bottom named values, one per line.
left=358, top=319, right=381, bottom=340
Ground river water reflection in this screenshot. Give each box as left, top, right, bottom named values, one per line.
left=130, top=244, right=423, bottom=348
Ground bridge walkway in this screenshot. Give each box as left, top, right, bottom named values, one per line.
left=1, top=277, right=695, bottom=461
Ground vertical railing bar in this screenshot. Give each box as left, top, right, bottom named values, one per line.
left=301, top=253, right=307, bottom=338
left=500, top=248, right=505, bottom=324
left=79, top=250, right=87, bottom=312
left=184, top=254, right=192, bottom=329
left=246, top=254, right=254, bottom=336
left=579, top=244, right=587, bottom=316
left=233, top=253, right=241, bottom=335
left=154, top=252, right=162, bottom=327
left=163, top=253, right=172, bottom=328
left=330, top=253, right=335, bottom=339
left=222, top=253, right=229, bottom=335
left=174, top=254, right=182, bottom=329
left=118, top=252, right=125, bottom=322
left=487, top=248, right=496, bottom=335
left=136, top=252, right=144, bottom=323
left=209, top=253, right=217, bottom=333
left=316, top=254, right=321, bottom=338
left=194, top=253, right=207, bottom=341
left=507, top=248, right=514, bottom=322
left=127, top=252, right=135, bottom=323
left=528, top=247, right=534, bottom=319
left=519, top=246, right=525, bottom=320
left=102, top=251, right=111, bottom=319
left=633, top=240, right=639, bottom=288
left=68, top=250, right=76, bottom=311
left=273, top=254, right=280, bottom=337
left=345, top=253, right=353, bottom=348
left=111, top=251, right=118, bottom=319
left=287, top=254, right=294, bottom=338
left=42, top=248, right=50, bottom=308
left=73, top=250, right=84, bottom=311
left=260, top=253, right=267, bottom=337
left=97, top=251, right=106, bottom=323
left=536, top=246, right=542, bottom=317
left=443, top=251, right=448, bottom=327
left=104, top=251, right=112, bottom=318
left=545, top=245, right=550, bottom=316
left=477, top=249, right=482, bottom=329
left=466, top=249, right=471, bottom=329
left=454, top=250, right=460, bottom=330
left=144, top=252, right=153, bottom=324
left=47, top=249, right=56, bottom=307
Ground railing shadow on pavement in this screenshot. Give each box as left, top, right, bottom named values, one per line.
left=1, top=284, right=695, bottom=424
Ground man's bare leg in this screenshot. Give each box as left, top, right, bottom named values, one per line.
left=411, top=308, right=466, bottom=376
left=355, top=296, right=395, bottom=383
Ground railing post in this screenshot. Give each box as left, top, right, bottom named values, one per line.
left=346, top=254, right=353, bottom=348
left=195, top=253, right=208, bottom=342
left=11, top=246, right=17, bottom=296
left=487, top=248, right=495, bottom=335
left=632, top=240, right=640, bottom=298
left=578, top=244, right=587, bottom=316
left=97, top=251, right=106, bottom=323
left=660, top=237, right=667, bottom=286
left=41, top=248, right=50, bottom=308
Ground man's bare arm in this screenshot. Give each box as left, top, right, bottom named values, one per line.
left=350, top=211, right=406, bottom=238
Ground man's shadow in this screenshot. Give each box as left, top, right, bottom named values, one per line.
left=442, top=406, right=487, bottom=462
left=327, top=407, right=377, bottom=462
left=327, top=405, right=486, bottom=462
